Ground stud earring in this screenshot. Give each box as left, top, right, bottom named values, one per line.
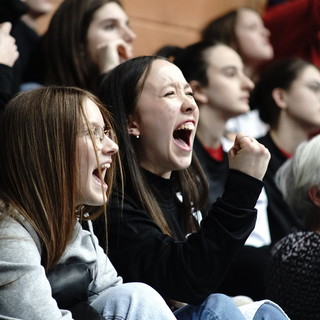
left=136, top=135, right=140, bottom=139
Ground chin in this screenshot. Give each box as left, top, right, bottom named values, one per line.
left=173, top=159, right=192, bottom=171
left=83, top=193, right=107, bottom=206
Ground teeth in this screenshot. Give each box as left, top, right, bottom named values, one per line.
left=176, top=122, right=194, bottom=131
left=101, top=163, right=110, bottom=169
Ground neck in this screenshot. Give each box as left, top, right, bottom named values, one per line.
left=21, top=13, right=37, bottom=30
left=243, top=60, right=262, bottom=83
left=270, top=116, right=311, bottom=154
left=140, top=162, right=172, bottom=180
left=196, top=104, right=227, bottom=148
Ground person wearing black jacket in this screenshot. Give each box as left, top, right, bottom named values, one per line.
left=95, top=55, right=290, bottom=319
left=252, top=58, right=320, bottom=244
left=0, top=0, right=53, bottom=109
left=0, top=22, right=19, bottom=111
left=156, top=41, right=271, bottom=301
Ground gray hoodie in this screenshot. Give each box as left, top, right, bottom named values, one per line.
left=0, top=215, right=122, bottom=320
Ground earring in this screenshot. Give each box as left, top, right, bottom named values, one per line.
left=136, top=135, right=140, bottom=139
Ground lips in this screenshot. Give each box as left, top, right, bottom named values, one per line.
left=173, top=121, right=195, bottom=150
left=92, top=165, right=108, bottom=189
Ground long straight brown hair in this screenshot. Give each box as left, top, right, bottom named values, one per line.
left=99, top=56, right=208, bottom=236
left=44, top=0, right=123, bottom=92
left=0, top=86, right=119, bottom=270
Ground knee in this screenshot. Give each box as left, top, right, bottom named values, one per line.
left=116, top=282, right=161, bottom=300
left=254, top=303, right=288, bottom=319
left=202, top=293, right=234, bottom=307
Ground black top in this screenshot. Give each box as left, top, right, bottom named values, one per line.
left=95, top=168, right=263, bottom=305
left=0, top=64, right=13, bottom=111
left=193, top=137, right=228, bottom=213
left=258, top=133, right=302, bottom=243
left=0, top=0, right=43, bottom=100
left=10, top=20, right=42, bottom=93
left=194, top=137, right=272, bottom=300
left=267, top=231, right=320, bottom=320
left=0, top=0, right=27, bottom=23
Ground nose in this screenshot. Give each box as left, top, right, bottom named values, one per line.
left=101, top=137, right=119, bottom=155
left=262, top=25, right=271, bottom=38
left=121, top=25, right=137, bottom=43
left=241, top=74, right=255, bottom=92
left=181, top=96, right=198, bottom=113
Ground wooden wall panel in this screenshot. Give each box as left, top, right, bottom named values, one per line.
left=37, top=0, right=267, bottom=56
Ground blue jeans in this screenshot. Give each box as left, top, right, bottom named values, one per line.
left=90, top=282, right=176, bottom=319
left=174, top=294, right=288, bottom=320
left=253, top=303, right=289, bottom=320
left=174, top=294, right=245, bottom=320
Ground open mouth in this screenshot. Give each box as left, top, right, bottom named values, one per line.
left=173, top=122, right=194, bottom=150
left=92, top=167, right=107, bottom=188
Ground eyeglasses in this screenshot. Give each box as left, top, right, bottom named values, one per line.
left=82, top=125, right=115, bottom=149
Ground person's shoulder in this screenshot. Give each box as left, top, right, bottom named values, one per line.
left=0, top=210, right=42, bottom=253
left=0, top=213, right=27, bottom=235
left=272, top=231, right=320, bottom=256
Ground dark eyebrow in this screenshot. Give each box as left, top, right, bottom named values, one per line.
left=221, top=66, right=237, bottom=71
left=98, top=18, right=118, bottom=26
left=307, top=80, right=320, bottom=85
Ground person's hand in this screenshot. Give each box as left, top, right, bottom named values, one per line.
left=0, top=22, right=19, bottom=67
left=96, top=39, right=133, bottom=73
left=228, top=133, right=270, bottom=180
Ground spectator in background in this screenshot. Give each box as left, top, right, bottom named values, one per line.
left=266, top=134, right=320, bottom=320
left=201, top=7, right=272, bottom=142
left=0, top=0, right=54, bottom=95
left=0, top=22, right=19, bottom=111
left=252, top=57, right=320, bottom=244
left=263, top=0, right=320, bottom=68
left=202, top=7, right=273, bottom=83
left=41, top=0, right=136, bottom=93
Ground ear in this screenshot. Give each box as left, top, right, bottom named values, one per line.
left=189, top=80, right=208, bottom=105
left=127, top=114, right=140, bottom=137
left=308, top=186, right=320, bottom=208
left=272, top=88, right=287, bottom=109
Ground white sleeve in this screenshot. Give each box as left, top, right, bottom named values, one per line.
left=245, top=187, right=271, bottom=247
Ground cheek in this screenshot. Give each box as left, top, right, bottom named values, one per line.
left=77, top=142, right=92, bottom=178
left=238, top=33, right=261, bottom=55
left=86, top=29, right=110, bottom=55
left=289, top=90, right=318, bottom=109
left=78, top=154, right=89, bottom=185
left=208, top=85, right=232, bottom=106
left=237, top=32, right=252, bottom=47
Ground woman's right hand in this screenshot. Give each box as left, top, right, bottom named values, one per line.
left=228, top=133, right=270, bottom=181
left=96, top=39, right=133, bottom=74
left=0, top=22, right=19, bottom=67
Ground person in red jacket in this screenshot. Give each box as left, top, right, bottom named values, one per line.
left=263, top=0, right=320, bottom=68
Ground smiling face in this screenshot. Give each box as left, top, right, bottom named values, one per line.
left=76, top=98, right=118, bottom=206
left=283, top=65, right=320, bottom=131
left=86, top=2, right=136, bottom=66
left=235, top=8, right=273, bottom=65
left=128, top=59, right=199, bottom=179
left=201, top=44, right=254, bottom=118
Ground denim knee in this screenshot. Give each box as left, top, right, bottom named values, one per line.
left=253, top=303, right=289, bottom=320
left=91, top=282, right=176, bottom=320
left=175, top=293, right=245, bottom=320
